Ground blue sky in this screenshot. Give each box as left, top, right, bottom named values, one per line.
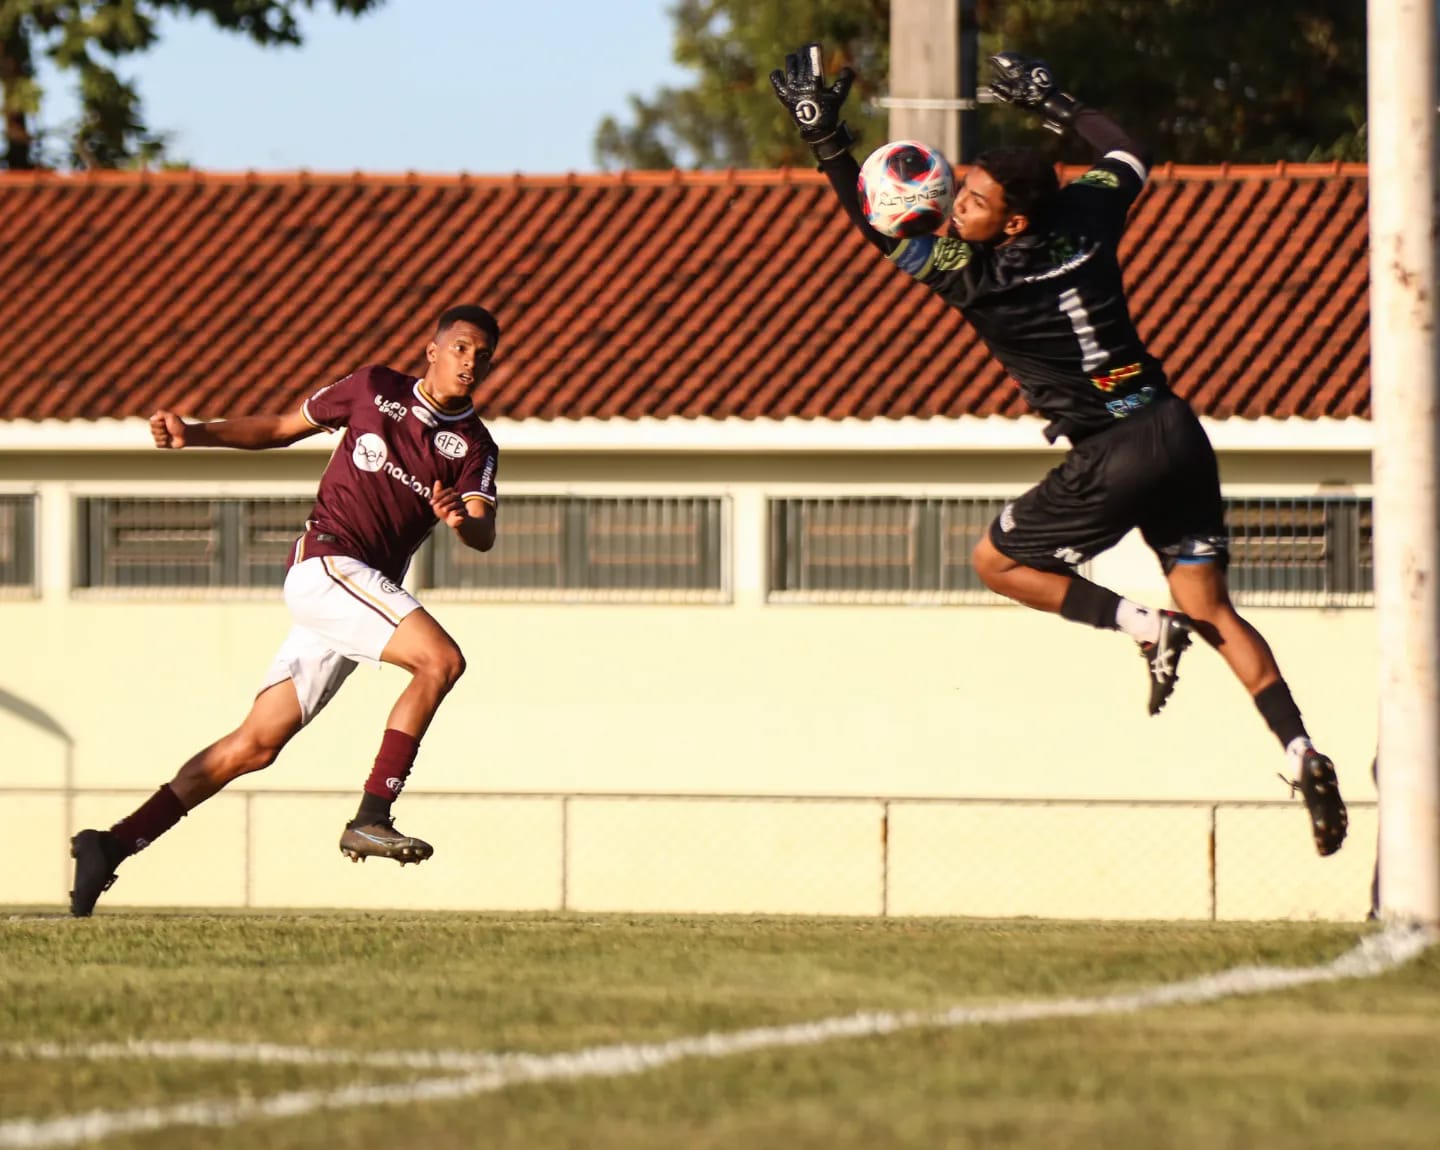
left=35, top=0, right=690, bottom=174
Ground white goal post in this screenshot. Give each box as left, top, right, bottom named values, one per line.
left=1368, top=0, right=1440, bottom=924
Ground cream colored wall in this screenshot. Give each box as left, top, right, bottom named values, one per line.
left=0, top=446, right=1378, bottom=918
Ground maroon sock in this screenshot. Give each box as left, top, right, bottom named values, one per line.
left=364, top=729, right=420, bottom=801
left=110, top=784, right=187, bottom=859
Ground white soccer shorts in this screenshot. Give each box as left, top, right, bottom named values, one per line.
left=259, top=556, right=422, bottom=724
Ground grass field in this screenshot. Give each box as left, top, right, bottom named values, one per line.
left=1, top=910, right=1437, bottom=1149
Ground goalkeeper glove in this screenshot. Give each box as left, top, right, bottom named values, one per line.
left=770, top=43, right=857, bottom=162
left=988, top=52, right=1082, bottom=135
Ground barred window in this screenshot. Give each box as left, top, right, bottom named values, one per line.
left=768, top=497, right=1012, bottom=602
left=75, top=497, right=311, bottom=591
left=0, top=494, right=37, bottom=591
left=1224, top=496, right=1372, bottom=606
left=427, top=495, right=727, bottom=601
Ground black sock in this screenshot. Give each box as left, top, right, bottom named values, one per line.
left=1059, top=578, right=1123, bottom=630
left=354, top=791, right=392, bottom=825
left=1254, top=680, right=1308, bottom=748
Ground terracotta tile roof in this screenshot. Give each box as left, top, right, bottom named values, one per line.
left=0, top=163, right=1369, bottom=424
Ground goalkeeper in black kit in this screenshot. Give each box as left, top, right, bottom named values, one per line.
left=772, top=44, right=1348, bottom=856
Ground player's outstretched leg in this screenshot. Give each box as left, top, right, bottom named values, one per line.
left=339, top=819, right=434, bottom=865
left=70, top=684, right=304, bottom=916
left=69, top=829, right=125, bottom=917
left=337, top=608, right=465, bottom=867
left=1167, top=561, right=1348, bottom=856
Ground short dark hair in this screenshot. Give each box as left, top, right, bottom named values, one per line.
left=972, top=147, right=1061, bottom=229
left=436, top=304, right=501, bottom=345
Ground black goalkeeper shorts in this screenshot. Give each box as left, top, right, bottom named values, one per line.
left=989, top=393, right=1230, bottom=575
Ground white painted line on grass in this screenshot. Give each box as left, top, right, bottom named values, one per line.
left=2, top=1041, right=505, bottom=1073
left=1, top=924, right=1432, bottom=1149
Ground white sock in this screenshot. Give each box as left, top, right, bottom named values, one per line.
left=1115, top=598, right=1162, bottom=644
left=1286, top=736, right=1314, bottom=764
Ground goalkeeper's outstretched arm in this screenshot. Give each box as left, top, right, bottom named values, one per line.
left=1070, top=107, right=1153, bottom=173
left=988, top=51, right=1154, bottom=170
left=817, top=151, right=899, bottom=256
left=770, top=43, right=899, bottom=256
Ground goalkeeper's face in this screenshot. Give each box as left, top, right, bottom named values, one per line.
left=949, top=167, right=1027, bottom=246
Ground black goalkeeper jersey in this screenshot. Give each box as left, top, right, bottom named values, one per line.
left=819, top=114, right=1164, bottom=444
left=886, top=152, right=1164, bottom=441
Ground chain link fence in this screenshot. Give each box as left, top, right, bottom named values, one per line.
left=551, top=794, right=1378, bottom=921
left=19, top=789, right=1375, bottom=921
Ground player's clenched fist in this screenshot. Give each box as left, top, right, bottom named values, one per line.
left=429, top=480, right=465, bottom=528
left=150, top=410, right=187, bottom=449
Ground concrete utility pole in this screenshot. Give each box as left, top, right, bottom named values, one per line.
left=1368, top=0, right=1440, bottom=924
left=887, top=0, right=980, bottom=164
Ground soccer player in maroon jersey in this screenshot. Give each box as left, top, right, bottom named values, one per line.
left=773, top=46, right=1347, bottom=857
left=69, top=305, right=502, bottom=916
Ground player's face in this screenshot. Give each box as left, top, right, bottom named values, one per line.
left=949, top=167, right=1022, bottom=245
left=425, top=322, right=496, bottom=403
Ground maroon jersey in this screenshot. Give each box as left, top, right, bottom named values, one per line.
left=290, top=365, right=499, bottom=581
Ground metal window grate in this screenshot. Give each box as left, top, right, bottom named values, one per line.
left=1224, top=496, right=1373, bottom=607
left=75, top=497, right=312, bottom=591
left=427, top=495, right=728, bottom=601
left=769, top=497, right=1013, bottom=603
left=0, top=494, right=37, bottom=590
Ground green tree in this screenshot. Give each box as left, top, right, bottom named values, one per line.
left=594, top=0, right=891, bottom=171
left=596, top=0, right=1367, bottom=170
left=0, top=1, right=387, bottom=170
left=983, top=0, right=1367, bottom=165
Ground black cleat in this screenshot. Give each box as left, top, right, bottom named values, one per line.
left=1282, top=750, right=1349, bottom=857
left=1140, top=610, right=1194, bottom=716
left=339, top=818, right=434, bottom=865
left=70, top=829, right=123, bottom=917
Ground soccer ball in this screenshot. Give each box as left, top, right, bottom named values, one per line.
left=857, top=140, right=956, bottom=238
